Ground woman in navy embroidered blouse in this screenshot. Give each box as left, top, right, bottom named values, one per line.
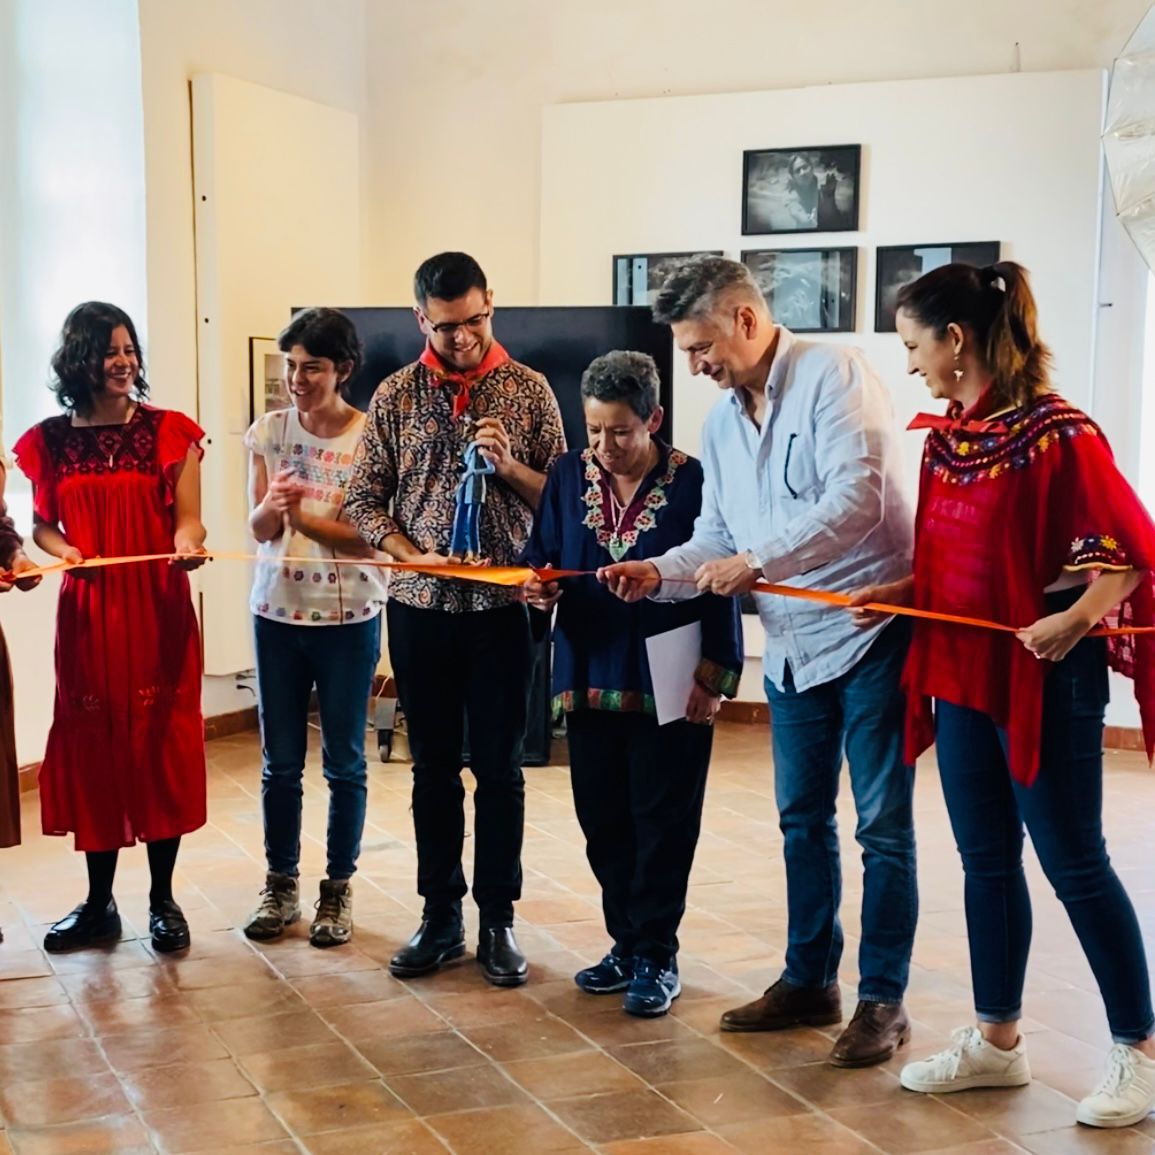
left=522, top=351, right=742, bottom=1018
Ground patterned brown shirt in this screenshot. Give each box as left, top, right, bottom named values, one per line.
left=346, top=358, right=566, bottom=612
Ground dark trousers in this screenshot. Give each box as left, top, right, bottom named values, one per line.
left=565, top=709, right=713, bottom=963
left=387, top=600, right=532, bottom=926
left=935, top=612, right=1154, bottom=1043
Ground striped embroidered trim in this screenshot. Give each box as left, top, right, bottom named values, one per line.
left=923, top=395, right=1099, bottom=485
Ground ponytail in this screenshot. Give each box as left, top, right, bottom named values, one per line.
left=896, top=259, right=1051, bottom=410
left=982, top=262, right=1051, bottom=408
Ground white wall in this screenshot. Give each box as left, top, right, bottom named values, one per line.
left=137, top=0, right=371, bottom=682
left=137, top=0, right=369, bottom=418
left=539, top=69, right=1152, bottom=728
left=540, top=71, right=1110, bottom=472
left=364, top=0, right=1151, bottom=303
left=0, top=0, right=148, bottom=763
left=191, top=73, right=361, bottom=674
left=0, top=0, right=371, bottom=762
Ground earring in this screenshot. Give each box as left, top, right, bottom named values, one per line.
left=953, top=351, right=964, bottom=382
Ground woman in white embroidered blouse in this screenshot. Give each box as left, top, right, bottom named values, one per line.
left=241, top=307, right=387, bottom=949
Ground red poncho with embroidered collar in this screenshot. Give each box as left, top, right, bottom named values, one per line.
left=902, top=388, right=1155, bottom=785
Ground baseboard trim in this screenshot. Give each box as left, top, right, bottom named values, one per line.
left=719, top=705, right=1147, bottom=755
left=203, top=706, right=260, bottom=741
left=1104, top=725, right=1146, bottom=753
left=719, top=700, right=769, bottom=725
left=15, top=702, right=1140, bottom=792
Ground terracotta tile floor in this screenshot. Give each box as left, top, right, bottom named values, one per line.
left=2, top=723, right=1155, bottom=1153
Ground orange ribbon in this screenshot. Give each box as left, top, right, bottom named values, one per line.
left=3, top=553, right=1153, bottom=637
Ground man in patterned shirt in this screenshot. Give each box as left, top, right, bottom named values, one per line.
left=346, top=252, right=565, bottom=986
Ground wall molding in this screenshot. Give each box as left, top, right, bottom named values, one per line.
left=16, top=698, right=1141, bottom=795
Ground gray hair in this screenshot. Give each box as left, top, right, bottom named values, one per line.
left=580, top=350, right=660, bottom=420
left=651, top=255, right=768, bottom=325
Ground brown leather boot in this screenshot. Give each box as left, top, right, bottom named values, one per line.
left=720, top=977, right=841, bottom=1033
left=828, top=1000, right=911, bottom=1068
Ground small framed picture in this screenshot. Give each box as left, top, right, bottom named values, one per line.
left=613, top=251, right=723, bottom=307
left=742, top=145, right=861, bottom=236
left=875, top=242, right=1002, bottom=332
left=741, top=248, right=858, bottom=333
left=248, top=337, right=289, bottom=424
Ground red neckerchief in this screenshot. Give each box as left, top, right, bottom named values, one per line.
left=908, top=384, right=1010, bottom=435
left=418, top=340, right=512, bottom=420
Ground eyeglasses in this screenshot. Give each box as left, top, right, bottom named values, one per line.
left=426, top=310, right=492, bottom=337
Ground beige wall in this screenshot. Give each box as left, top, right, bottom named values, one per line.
left=138, top=0, right=369, bottom=417
left=363, top=0, right=1151, bottom=304
left=0, top=1, right=371, bottom=763
left=0, top=0, right=148, bottom=764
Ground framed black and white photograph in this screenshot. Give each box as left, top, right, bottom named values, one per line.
left=741, top=247, right=857, bottom=334
left=248, top=336, right=289, bottom=424
left=742, top=145, right=861, bottom=236
left=874, top=241, right=1002, bottom=333
left=613, top=251, right=723, bottom=307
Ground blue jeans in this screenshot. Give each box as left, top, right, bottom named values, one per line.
left=765, top=620, right=916, bottom=1004
left=254, top=614, right=381, bottom=880
left=934, top=621, right=1154, bottom=1043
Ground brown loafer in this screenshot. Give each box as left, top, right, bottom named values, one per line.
left=828, top=1000, right=911, bottom=1068
left=720, top=977, right=841, bottom=1033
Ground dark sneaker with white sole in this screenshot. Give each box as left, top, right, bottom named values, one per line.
left=623, top=957, right=681, bottom=1017
left=575, top=952, right=634, bottom=994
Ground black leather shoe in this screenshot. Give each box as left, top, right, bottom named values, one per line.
left=389, top=920, right=466, bottom=978
left=477, top=926, right=528, bottom=987
left=149, top=899, right=190, bottom=953
left=43, top=899, right=122, bottom=953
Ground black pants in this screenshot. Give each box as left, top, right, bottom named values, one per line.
left=387, top=600, right=532, bottom=926
left=565, top=710, right=713, bottom=963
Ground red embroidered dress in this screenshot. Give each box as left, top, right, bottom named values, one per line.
left=903, top=389, right=1155, bottom=786
left=13, top=407, right=207, bottom=850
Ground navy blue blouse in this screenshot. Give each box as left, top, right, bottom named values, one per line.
left=522, top=443, right=743, bottom=715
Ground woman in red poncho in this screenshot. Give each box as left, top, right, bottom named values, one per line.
left=14, top=302, right=208, bottom=956
left=850, top=262, right=1155, bottom=1129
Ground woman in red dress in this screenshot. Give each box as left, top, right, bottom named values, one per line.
left=851, top=263, right=1155, bottom=1128
left=14, top=301, right=208, bottom=954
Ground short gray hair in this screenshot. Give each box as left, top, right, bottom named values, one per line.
left=652, top=255, right=767, bottom=325
left=580, top=350, right=660, bottom=420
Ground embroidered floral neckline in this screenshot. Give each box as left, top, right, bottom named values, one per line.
left=580, top=445, right=686, bottom=561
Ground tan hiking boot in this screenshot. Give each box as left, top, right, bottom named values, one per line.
left=242, top=871, right=300, bottom=941
left=310, top=879, right=353, bottom=948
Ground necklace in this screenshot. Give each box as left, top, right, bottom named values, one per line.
left=606, top=491, right=634, bottom=562
left=605, top=461, right=651, bottom=561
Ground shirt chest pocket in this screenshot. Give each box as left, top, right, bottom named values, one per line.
left=776, top=429, right=820, bottom=504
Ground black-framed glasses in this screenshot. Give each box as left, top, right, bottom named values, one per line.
left=426, top=310, right=492, bottom=337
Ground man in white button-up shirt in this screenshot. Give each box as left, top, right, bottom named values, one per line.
left=602, top=256, right=917, bottom=1069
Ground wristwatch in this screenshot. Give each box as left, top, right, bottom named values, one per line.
left=743, top=549, right=763, bottom=573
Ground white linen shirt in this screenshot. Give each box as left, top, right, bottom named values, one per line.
left=651, top=327, right=914, bottom=692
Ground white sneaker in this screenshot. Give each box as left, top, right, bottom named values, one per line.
left=900, top=1026, right=1031, bottom=1093
left=1076, top=1044, right=1155, bottom=1128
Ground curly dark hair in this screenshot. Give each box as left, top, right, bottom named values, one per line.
left=50, top=302, right=148, bottom=416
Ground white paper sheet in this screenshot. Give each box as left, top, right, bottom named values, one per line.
left=645, top=621, right=702, bottom=726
